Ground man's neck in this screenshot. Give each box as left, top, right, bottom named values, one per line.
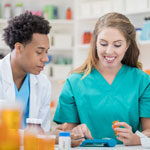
left=10, top=52, right=27, bottom=90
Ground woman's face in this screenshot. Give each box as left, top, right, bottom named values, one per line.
left=96, top=27, right=128, bottom=69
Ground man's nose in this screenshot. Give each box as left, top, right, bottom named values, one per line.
left=42, top=53, right=49, bottom=63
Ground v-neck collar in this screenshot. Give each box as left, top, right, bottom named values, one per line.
left=15, top=74, right=29, bottom=93
left=93, top=64, right=125, bottom=88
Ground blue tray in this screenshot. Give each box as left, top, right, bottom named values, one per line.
left=80, top=138, right=117, bottom=147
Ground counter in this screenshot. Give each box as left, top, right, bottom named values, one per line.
left=20, top=145, right=146, bottom=150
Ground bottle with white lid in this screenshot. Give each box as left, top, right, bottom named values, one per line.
left=59, top=132, right=71, bottom=150
left=4, top=3, right=12, bottom=19
left=26, top=118, right=44, bottom=134
left=14, top=3, right=24, bottom=17
left=24, top=118, right=44, bottom=150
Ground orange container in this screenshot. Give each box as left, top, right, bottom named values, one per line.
left=144, top=69, right=150, bottom=75
left=37, top=135, right=55, bottom=150
left=0, top=129, right=20, bottom=150
left=112, top=120, right=120, bottom=136
left=66, top=8, right=72, bottom=20
left=24, top=133, right=38, bottom=150
left=1, top=108, right=21, bottom=129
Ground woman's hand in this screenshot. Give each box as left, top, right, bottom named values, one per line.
left=71, top=123, right=93, bottom=140
left=55, top=123, right=88, bottom=147
left=113, top=122, right=140, bottom=146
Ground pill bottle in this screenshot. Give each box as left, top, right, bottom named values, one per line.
left=59, top=132, right=71, bottom=150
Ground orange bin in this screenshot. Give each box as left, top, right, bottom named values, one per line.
left=144, top=69, right=150, bottom=75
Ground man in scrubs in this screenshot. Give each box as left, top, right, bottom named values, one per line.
left=0, top=12, right=51, bottom=132
left=54, top=12, right=150, bottom=145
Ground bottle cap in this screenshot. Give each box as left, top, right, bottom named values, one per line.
left=16, top=3, right=23, bottom=7
left=26, top=118, right=42, bottom=125
left=5, top=3, right=11, bottom=7
left=59, top=132, right=70, bottom=137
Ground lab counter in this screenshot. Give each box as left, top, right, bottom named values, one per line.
left=20, top=145, right=146, bottom=150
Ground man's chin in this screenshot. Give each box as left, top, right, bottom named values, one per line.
left=30, top=71, right=41, bottom=75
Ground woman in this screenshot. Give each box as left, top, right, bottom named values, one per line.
left=54, top=12, right=150, bottom=145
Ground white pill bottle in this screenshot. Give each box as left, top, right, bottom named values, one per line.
left=59, top=132, right=71, bottom=150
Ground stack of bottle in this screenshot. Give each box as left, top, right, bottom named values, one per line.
left=0, top=104, right=21, bottom=150
left=24, top=118, right=56, bottom=150
left=0, top=103, right=56, bottom=150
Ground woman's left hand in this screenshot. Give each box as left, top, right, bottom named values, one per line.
left=112, top=122, right=141, bottom=146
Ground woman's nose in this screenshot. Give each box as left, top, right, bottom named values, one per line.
left=106, top=45, right=113, bottom=54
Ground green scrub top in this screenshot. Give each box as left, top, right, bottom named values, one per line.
left=53, top=65, right=150, bottom=143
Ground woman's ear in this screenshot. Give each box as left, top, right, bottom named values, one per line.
left=126, top=41, right=130, bottom=51
left=14, top=42, right=24, bottom=54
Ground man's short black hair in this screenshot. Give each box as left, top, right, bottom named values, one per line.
left=3, top=11, right=51, bottom=50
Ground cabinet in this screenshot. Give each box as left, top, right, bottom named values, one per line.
left=74, top=0, right=150, bottom=70
left=1, top=0, right=150, bottom=74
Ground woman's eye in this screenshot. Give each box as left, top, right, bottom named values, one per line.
left=114, top=44, right=121, bottom=47
left=100, top=43, right=107, bottom=46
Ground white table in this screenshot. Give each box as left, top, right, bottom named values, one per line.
left=55, top=145, right=146, bottom=150
left=20, top=145, right=147, bottom=150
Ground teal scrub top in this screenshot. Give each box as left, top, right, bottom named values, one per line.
left=53, top=65, right=150, bottom=143
left=14, top=74, right=30, bottom=128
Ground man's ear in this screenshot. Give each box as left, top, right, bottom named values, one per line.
left=14, top=42, right=24, bottom=54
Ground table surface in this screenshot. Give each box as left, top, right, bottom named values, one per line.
left=20, top=145, right=148, bottom=150
left=71, top=145, right=147, bottom=150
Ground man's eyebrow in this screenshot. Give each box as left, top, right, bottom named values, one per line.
left=37, top=46, right=49, bottom=50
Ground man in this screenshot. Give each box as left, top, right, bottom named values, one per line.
left=0, top=12, right=51, bottom=132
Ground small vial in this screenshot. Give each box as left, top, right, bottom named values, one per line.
left=59, top=132, right=71, bottom=150
left=112, top=120, right=120, bottom=136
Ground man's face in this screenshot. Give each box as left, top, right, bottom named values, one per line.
left=19, top=33, right=49, bottom=75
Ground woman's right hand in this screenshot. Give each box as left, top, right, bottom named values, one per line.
left=71, top=123, right=93, bottom=140
left=56, top=123, right=93, bottom=147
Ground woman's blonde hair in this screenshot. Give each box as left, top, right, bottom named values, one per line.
left=71, top=12, right=142, bottom=78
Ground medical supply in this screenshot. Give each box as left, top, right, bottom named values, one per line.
left=37, top=134, right=56, bottom=150
left=4, top=3, right=12, bottom=19
left=82, top=32, right=92, bottom=44
left=0, top=3, right=1, bottom=18
left=136, top=28, right=142, bottom=42
left=112, top=120, right=120, bottom=136
left=43, top=5, right=58, bottom=19
left=0, top=103, right=21, bottom=150
left=140, top=17, right=150, bottom=41
left=59, top=132, right=71, bottom=150
left=1, top=103, right=21, bottom=129
left=144, top=69, right=150, bottom=75
left=24, top=118, right=43, bottom=150
left=66, top=8, right=72, bottom=20
left=14, top=3, right=23, bottom=17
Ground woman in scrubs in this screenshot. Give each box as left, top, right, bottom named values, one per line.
left=54, top=12, right=150, bottom=145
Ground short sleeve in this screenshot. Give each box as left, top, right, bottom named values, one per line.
left=53, top=79, right=80, bottom=124
left=140, top=77, right=150, bottom=118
